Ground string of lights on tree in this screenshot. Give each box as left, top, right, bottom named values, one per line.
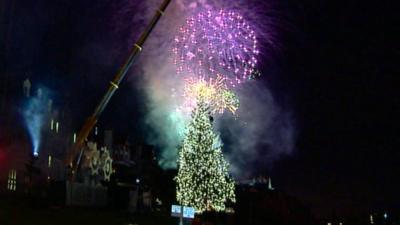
left=175, top=98, right=236, bottom=213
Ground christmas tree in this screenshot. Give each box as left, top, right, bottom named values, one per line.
left=175, top=97, right=236, bottom=213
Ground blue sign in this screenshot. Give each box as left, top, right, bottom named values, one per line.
left=183, top=206, right=195, bottom=219
left=171, top=205, right=181, bottom=217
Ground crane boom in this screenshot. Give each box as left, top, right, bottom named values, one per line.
left=66, top=0, right=172, bottom=179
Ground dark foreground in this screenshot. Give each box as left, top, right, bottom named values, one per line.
left=0, top=196, right=176, bottom=225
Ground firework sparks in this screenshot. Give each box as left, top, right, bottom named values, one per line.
left=179, top=76, right=239, bottom=115
left=172, top=8, right=259, bottom=88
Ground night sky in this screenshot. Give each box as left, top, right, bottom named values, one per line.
left=1, top=0, right=398, bottom=219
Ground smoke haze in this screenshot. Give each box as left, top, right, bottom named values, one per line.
left=114, top=0, right=295, bottom=177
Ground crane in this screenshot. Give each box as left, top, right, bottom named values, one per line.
left=66, top=0, right=172, bottom=181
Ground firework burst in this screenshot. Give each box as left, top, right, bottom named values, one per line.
left=172, top=8, right=259, bottom=88
left=179, top=76, right=239, bottom=115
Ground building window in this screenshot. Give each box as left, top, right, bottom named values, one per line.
left=48, top=155, right=52, bottom=168
left=7, top=169, right=17, bottom=191
left=50, top=119, right=54, bottom=130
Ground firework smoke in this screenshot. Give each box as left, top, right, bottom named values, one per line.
left=215, top=82, right=295, bottom=178
left=114, top=0, right=294, bottom=176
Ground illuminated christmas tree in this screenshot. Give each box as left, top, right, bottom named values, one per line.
left=175, top=97, right=236, bottom=213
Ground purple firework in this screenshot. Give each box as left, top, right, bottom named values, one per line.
left=172, top=9, right=260, bottom=88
